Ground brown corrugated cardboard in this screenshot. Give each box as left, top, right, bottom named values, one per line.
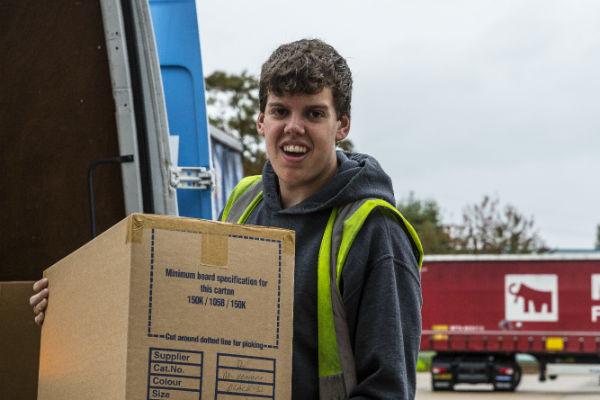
left=38, top=214, right=295, bottom=399
left=0, top=281, right=41, bottom=400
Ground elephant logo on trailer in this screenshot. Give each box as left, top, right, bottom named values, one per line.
left=505, top=275, right=558, bottom=322
left=508, top=282, right=553, bottom=313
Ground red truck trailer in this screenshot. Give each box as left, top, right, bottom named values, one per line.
left=420, top=254, right=600, bottom=391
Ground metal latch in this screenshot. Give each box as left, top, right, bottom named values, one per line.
left=169, top=166, right=215, bottom=190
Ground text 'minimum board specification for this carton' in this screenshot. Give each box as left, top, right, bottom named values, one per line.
left=147, top=229, right=283, bottom=350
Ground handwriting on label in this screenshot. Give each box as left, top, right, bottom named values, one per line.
left=222, top=370, right=264, bottom=382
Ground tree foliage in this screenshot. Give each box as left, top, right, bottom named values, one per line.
left=397, top=193, right=453, bottom=254
left=337, top=138, right=354, bottom=152
left=449, top=195, right=547, bottom=254
left=596, top=224, right=600, bottom=250
left=205, top=71, right=264, bottom=176
left=399, top=194, right=547, bottom=254
left=205, top=70, right=354, bottom=176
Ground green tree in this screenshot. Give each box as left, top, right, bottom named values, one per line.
left=205, top=70, right=354, bottom=176
left=397, top=193, right=453, bottom=254
left=336, top=139, right=354, bottom=152
left=449, top=195, right=547, bottom=254
left=595, top=224, right=600, bottom=249
left=205, top=71, right=264, bottom=176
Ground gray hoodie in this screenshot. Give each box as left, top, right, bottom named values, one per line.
left=240, top=151, right=422, bottom=399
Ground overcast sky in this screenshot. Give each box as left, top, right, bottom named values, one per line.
left=197, top=0, right=600, bottom=249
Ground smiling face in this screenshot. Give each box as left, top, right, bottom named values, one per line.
left=257, top=87, right=350, bottom=208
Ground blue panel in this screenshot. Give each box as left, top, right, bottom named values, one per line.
left=149, top=0, right=212, bottom=219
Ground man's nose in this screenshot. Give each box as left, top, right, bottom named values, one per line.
left=283, top=114, right=305, bottom=135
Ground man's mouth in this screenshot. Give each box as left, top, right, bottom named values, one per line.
left=282, top=145, right=308, bottom=155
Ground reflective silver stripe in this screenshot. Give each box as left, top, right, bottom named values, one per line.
left=319, top=373, right=347, bottom=400
left=224, top=179, right=263, bottom=223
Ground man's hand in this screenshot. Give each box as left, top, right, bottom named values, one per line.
left=29, top=278, right=49, bottom=326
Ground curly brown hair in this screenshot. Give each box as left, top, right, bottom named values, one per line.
left=259, top=39, right=353, bottom=119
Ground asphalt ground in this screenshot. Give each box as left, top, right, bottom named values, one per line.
left=416, top=372, right=600, bottom=400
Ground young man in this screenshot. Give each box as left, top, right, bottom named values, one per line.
left=31, top=39, right=423, bottom=399
left=221, top=39, right=422, bottom=399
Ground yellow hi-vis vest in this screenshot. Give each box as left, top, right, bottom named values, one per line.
left=222, top=175, right=423, bottom=399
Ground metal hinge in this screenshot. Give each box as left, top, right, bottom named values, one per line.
left=169, top=166, right=215, bottom=190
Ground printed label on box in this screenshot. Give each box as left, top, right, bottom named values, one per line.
left=147, top=348, right=203, bottom=400
left=146, top=229, right=284, bottom=349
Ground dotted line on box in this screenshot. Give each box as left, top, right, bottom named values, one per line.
left=147, top=229, right=283, bottom=349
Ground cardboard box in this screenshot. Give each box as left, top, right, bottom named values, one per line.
left=0, top=281, right=41, bottom=400
left=38, top=214, right=294, bottom=399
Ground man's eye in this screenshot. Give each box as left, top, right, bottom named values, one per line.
left=271, top=108, right=287, bottom=116
left=309, top=110, right=325, bottom=119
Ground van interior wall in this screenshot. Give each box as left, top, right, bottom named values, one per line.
left=0, top=0, right=126, bottom=280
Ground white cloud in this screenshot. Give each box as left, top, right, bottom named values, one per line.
left=198, top=0, right=600, bottom=248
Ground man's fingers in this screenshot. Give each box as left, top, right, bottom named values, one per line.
left=33, top=278, right=48, bottom=292
left=33, top=297, right=48, bottom=314
left=31, top=279, right=49, bottom=326
left=29, top=288, right=49, bottom=308
left=29, top=288, right=47, bottom=307
left=34, top=312, right=45, bottom=326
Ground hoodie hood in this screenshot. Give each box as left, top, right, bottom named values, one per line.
left=262, top=151, right=396, bottom=214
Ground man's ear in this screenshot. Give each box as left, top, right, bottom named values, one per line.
left=257, top=112, right=265, bottom=137
left=335, top=115, right=350, bottom=141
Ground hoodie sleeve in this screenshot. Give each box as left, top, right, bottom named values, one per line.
left=341, top=208, right=422, bottom=400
